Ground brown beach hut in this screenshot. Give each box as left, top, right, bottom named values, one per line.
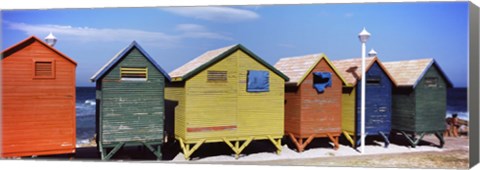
left=1, top=35, right=77, bottom=157
left=274, top=54, right=348, bottom=152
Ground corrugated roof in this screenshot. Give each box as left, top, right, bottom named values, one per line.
left=90, top=41, right=171, bottom=82
left=274, top=53, right=348, bottom=86
left=332, top=56, right=396, bottom=86
left=383, top=58, right=453, bottom=88
left=168, top=44, right=289, bottom=82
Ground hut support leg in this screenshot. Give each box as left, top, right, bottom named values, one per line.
left=434, top=132, right=445, bottom=148
left=342, top=131, right=355, bottom=148
left=400, top=131, right=425, bottom=148
left=379, top=131, right=390, bottom=148
left=356, top=133, right=368, bottom=147
left=267, top=135, right=282, bottom=155
left=142, top=142, right=162, bottom=160
left=287, top=133, right=314, bottom=152
left=326, top=133, right=339, bottom=150
left=223, top=137, right=253, bottom=159
left=178, top=138, right=205, bottom=160
left=101, top=142, right=125, bottom=160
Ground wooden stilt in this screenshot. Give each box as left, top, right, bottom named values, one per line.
left=434, top=132, right=445, bottom=148
left=326, top=133, right=339, bottom=150
left=142, top=142, right=162, bottom=160
left=178, top=138, right=205, bottom=160
left=267, top=135, right=282, bottom=155
left=287, top=133, right=314, bottom=152
left=379, top=131, right=390, bottom=148
left=102, top=142, right=125, bottom=160
left=400, top=131, right=425, bottom=148
left=223, top=137, right=253, bottom=159
left=342, top=131, right=355, bottom=147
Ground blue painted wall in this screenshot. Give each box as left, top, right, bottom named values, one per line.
left=355, top=62, right=393, bottom=135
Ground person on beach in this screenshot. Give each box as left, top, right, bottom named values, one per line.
left=451, top=114, right=460, bottom=137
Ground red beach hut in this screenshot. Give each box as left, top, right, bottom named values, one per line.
left=274, top=53, right=348, bottom=152
left=1, top=35, right=77, bottom=157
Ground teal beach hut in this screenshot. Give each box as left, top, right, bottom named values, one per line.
left=383, top=58, right=453, bottom=148
left=90, top=41, right=170, bottom=160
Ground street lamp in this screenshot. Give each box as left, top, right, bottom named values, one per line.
left=45, top=32, right=57, bottom=47
left=358, top=27, right=370, bottom=154
left=368, top=49, right=377, bottom=57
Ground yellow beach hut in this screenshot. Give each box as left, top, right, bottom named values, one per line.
left=165, top=44, right=289, bottom=160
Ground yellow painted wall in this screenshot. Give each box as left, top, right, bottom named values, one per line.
left=341, top=87, right=356, bottom=134
left=236, top=50, right=284, bottom=139
left=179, top=50, right=285, bottom=142
left=165, top=86, right=186, bottom=139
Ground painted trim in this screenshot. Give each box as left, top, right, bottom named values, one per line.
left=90, top=41, right=171, bottom=82
left=294, top=54, right=350, bottom=86
left=2, top=36, right=77, bottom=65
left=187, top=125, right=237, bottom=132
left=412, top=59, right=454, bottom=88
left=345, top=57, right=397, bottom=87
left=175, top=44, right=289, bottom=82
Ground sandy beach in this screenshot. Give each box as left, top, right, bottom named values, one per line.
left=23, top=132, right=469, bottom=169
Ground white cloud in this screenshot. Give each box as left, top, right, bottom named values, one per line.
left=176, top=24, right=207, bottom=32
left=5, top=21, right=232, bottom=47
left=162, top=7, right=259, bottom=22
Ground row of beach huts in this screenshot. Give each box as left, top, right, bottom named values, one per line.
left=1, top=34, right=452, bottom=160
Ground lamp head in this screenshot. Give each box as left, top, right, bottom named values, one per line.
left=45, top=32, right=57, bottom=47
left=358, top=27, right=370, bottom=43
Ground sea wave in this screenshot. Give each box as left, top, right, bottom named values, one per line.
left=446, top=111, right=469, bottom=120
left=84, top=99, right=96, bottom=106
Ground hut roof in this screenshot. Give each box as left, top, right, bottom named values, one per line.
left=383, top=58, right=453, bottom=88
left=90, top=41, right=171, bottom=82
left=169, top=44, right=289, bottom=82
left=331, top=56, right=396, bottom=87
left=1, top=36, right=77, bottom=65
left=274, top=53, right=348, bottom=86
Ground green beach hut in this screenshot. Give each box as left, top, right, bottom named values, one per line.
left=383, top=58, right=453, bottom=148
left=90, top=41, right=171, bottom=160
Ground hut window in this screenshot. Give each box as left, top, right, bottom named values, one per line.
left=247, top=70, right=269, bottom=92
left=424, top=77, right=438, bottom=87
left=313, top=72, right=332, bottom=93
left=366, top=75, right=381, bottom=85
left=207, top=71, right=227, bottom=82
left=33, top=60, right=55, bottom=79
left=120, top=67, right=148, bottom=81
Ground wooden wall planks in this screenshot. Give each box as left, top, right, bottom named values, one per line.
left=98, top=48, right=165, bottom=146
left=2, top=38, right=76, bottom=157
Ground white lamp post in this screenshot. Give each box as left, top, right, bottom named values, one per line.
left=358, top=27, right=370, bottom=154
left=45, top=32, right=57, bottom=47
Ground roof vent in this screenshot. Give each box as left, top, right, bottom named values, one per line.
left=368, top=48, right=377, bottom=57
left=44, top=32, right=57, bottom=47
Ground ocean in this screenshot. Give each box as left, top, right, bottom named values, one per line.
left=74, top=87, right=468, bottom=145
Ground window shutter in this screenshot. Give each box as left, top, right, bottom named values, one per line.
left=120, top=67, right=148, bottom=80
left=207, top=71, right=227, bottom=81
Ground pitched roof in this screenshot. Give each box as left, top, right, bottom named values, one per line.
left=1, top=36, right=77, bottom=65
left=383, top=58, right=453, bottom=88
left=90, top=41, right=171, bottom=82
left=169, top=44, right=289, bottom=81
left=274, top=53, right=348, bottom=86
left=331, top=56, right=396, bottom=87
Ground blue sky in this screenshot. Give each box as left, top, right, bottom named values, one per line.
left=2, top=2, right=469, bottom=87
